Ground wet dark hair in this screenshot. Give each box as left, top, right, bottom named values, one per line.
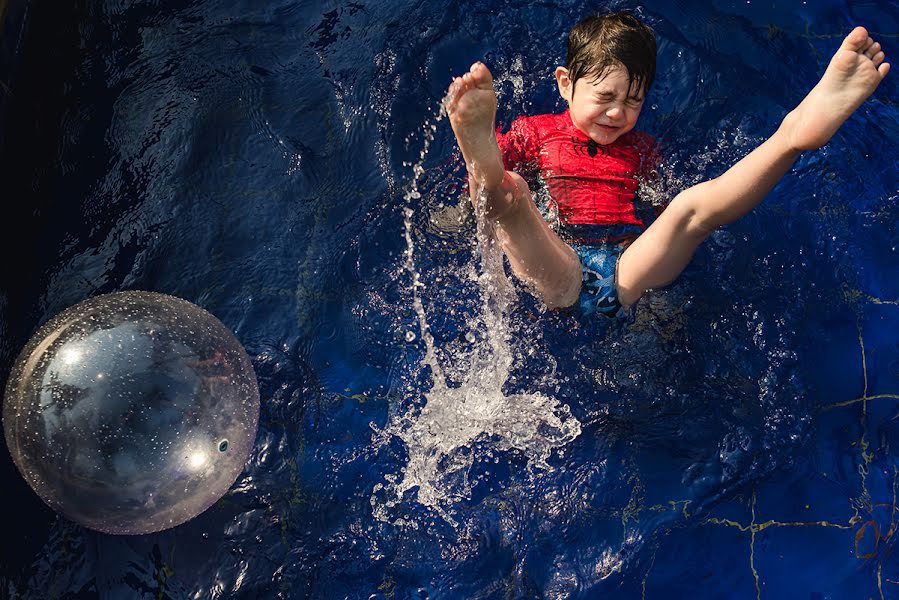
left=565, top=11, right=656, bottom=98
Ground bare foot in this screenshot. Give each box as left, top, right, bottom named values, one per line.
left=445, top=62, right=518, bottom=218
left=785, top=26, right=890, bottom=151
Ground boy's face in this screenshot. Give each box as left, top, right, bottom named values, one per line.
left=555, top=63, right=645, bottom=145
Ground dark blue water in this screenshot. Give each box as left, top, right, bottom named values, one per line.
left=1, top=0, right=898, bottom=598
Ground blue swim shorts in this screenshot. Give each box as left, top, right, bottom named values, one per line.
left=573, top=243, right=624, bottom=318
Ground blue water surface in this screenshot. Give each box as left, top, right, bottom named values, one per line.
left=1, top=0, right=898, bottom=598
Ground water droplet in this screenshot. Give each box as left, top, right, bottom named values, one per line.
left=405, top=331, right=417, bottom=342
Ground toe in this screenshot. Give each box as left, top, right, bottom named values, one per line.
left=842, top=26, right=870, bottom=52
left=862, top=38, right=875, bottom=56
left=445, top=77, right=466, bottom=110
left=865, top=42, right=881, bottom=59
left=873, top=51, right=885, bottom=67
left=470, top=61, right=495, bottom=90
left=878, top=61, right=890, bottom=77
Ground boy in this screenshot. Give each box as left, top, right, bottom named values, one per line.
left=445, top=12, right=890, bottom=316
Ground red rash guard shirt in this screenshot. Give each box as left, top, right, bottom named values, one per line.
left=495, top=110, right=657, bottom=242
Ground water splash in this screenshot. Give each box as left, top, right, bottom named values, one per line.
left=637, top=121, right=762, bottom=208
left=372, top=101, right=581, bottom=526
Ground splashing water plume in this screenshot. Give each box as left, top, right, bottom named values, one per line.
left=373, top=98, right=582, bottom=526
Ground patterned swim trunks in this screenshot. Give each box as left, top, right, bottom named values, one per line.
left=572, top=243, right=625, bottom=318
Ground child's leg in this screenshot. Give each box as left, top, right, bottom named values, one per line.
left=616, top=26, right=889, bottom=307
left=446, top=62, right=583, bottom=308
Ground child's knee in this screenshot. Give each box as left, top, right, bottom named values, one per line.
left=670, top=186, right=717, bottom=238
left=476, top=171, right=531, bottom=221
left=502, top=171, right=531, bottom=202
left=540, top=260, right=583, bottom=309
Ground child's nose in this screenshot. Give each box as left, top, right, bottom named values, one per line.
left=606, top=106, right=622, bottom=119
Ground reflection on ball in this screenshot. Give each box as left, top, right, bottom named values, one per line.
left=3, top=291, right=260, bottom=535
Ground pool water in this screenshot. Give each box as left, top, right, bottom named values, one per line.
left=1, top=0, right=898, bottom=598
